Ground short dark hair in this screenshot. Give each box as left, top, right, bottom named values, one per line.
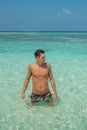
left=34, top=49, right=45, bottom=57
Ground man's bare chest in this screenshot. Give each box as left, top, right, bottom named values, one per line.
left=31, top=67, right=49, bottom=77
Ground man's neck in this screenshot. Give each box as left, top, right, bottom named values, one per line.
left=36, top=61, right=43, bottom=67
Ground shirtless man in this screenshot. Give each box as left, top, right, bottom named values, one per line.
left=21, top=49, right=58, bottom=105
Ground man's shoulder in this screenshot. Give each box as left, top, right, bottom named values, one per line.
left=28, top=62, right=36, bottom=68
left=46, top=62, right=50, bottom=66
left=45, top=62, right=51, bottom=68
left=28, top=63, right=36, bottom=72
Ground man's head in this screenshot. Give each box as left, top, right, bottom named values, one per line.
left=34, top=49, right=45, bottom=64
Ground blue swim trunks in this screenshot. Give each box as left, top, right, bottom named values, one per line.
left=30, top=91, right=52, bottom=102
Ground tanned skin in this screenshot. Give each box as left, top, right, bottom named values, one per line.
left=21, top=52, right=58, bottom=102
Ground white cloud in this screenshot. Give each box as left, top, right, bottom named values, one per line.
left=57, top=8, right=72, bottom=18
left=62, top=8, right=72, bottom=15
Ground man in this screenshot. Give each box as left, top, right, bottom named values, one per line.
left=21, top=49, right=58, bottom=105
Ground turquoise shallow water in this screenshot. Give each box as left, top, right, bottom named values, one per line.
left=0, top=32, right=87, bottom=130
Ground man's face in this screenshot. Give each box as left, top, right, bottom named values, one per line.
left=37, top=53, right=45, bottom=64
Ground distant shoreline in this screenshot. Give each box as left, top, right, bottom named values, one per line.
left=0, top=31, right=87, bottom=33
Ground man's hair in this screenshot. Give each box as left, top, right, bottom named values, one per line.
left=34, top=49, right=45, bottom=58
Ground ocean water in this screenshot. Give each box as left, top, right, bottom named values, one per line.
left=0, top=32, right=87, bottom=130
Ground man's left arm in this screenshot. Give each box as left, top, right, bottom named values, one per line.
left=48, top=64, right=58, bottom=100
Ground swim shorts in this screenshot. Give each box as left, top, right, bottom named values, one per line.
left=30, top=91, right=52, bottom=102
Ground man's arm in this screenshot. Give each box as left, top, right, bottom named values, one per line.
left=48, top=64, right=58, bottom=100
left=21, top=65, right=32, bottom=99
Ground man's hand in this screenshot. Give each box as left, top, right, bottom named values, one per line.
left=52, top=94, right=58, bottom=100
left=21, top=93, right=25, bottom=99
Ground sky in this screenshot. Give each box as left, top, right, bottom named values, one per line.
left=0, top=0, right=87, bottom=31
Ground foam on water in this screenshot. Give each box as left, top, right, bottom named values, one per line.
left=0, top=32, right=87, bottom=130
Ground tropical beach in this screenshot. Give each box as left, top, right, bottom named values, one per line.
left=0, top=31, right=87, bottom=130
left=0, top=0, right=87, bottom=130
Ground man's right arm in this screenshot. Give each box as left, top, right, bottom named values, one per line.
left=48, top=64, right=58, bottom=100
left=21, top=65, right=32, bottom=99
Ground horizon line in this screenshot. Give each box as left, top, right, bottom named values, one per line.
left=0, top=30, right=87, bottom=32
